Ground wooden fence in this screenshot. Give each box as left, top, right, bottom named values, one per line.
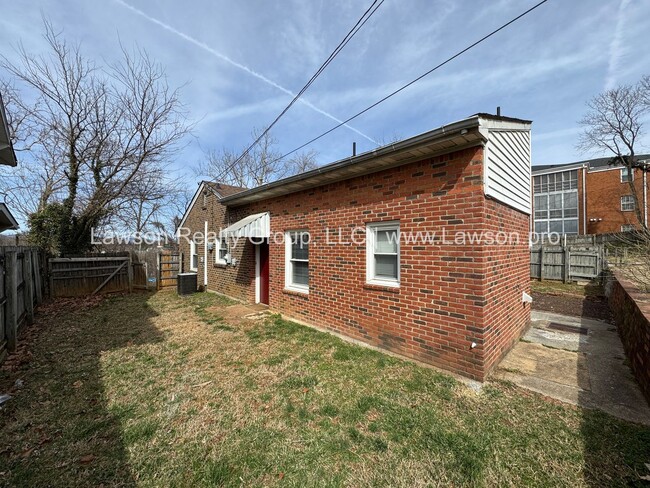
left=49, top=254, right=133, bottom=297
left=158, top=251, right=180, bottom=289
left=132, top=250, right=159, bottom=290
left=48, top=249, right=179, bottom=297
left=530, top=245, right=603, bottom=281
left=0, top=247, right=45, bottom=363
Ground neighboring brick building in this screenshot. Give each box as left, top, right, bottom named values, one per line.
left=532, top=155, right=650, bottom=235
left=178, top=113, right=532, bottom=381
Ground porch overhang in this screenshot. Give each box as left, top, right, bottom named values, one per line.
left=221, top=212, right=270, bottom=238
left=0, top=202, right=19, bottom=233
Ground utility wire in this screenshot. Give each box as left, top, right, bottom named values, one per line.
left=272, top=0, right=550, bottom=163
left=214, top=0, right=384, bottom=183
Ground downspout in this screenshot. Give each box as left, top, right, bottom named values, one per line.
left=204, top=220, right=208, bottom=287
left=582, top=165, right=587, bottom=234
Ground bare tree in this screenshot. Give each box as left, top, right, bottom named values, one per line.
left=1, top=21, right=191, bottom=253
left=579, top=75, right=650, bottom=289
left=288, top=149, right=318, bottom=174
left=578, top=77, right=650, bottom=228
left=198, top=128, right=318, bottom=188
left=0, top=80, right=68, bottom=216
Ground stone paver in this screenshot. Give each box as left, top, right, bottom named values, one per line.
left=494, top=310, right=650, bottom=425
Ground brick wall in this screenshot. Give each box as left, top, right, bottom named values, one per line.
left=212, top=146, right=532, bottom=381
left=481, top=198, right=531, bottom=375
left=586, top=167, right=649, bottom=234
left=178, top=186, right=254, bottom=302
left=607, top=269, right=650, bottom=404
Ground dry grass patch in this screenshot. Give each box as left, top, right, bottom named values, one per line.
left=0, top=290, right=649, bottom=487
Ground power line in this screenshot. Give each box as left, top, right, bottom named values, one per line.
left=214, top=0, right=384, bottom=183
left=273, top=0, right=550, bottom=162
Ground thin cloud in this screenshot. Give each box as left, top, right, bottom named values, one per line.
left=604, top=0, right=630, bottom=91
left=112, top=0, right=377, bottom=144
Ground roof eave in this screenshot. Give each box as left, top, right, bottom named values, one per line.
left=0, top=93, right=17, bottom=167
left=221, top=116, right=486, bottom=206
left=0, top=203, right=19, bottom=232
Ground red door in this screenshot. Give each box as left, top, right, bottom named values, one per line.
left=259, top=241, right=269, bottom=305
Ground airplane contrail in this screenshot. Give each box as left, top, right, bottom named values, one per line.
left=113, top=0, right=377, bottom=144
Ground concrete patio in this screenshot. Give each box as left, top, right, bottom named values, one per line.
left=494, top=310, right=650, bottom=425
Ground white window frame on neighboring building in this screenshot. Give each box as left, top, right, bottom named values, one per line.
left=621, top=167, right=634, bottom=183
left=532, top=169, right=579, bottom=235
left=621, top=195, right=635, bottom=212
left=621, top=224, right=636, bottom=232
left=190, top=239, right=198, bottom=271
left=284, top=230, right=309, bottom=293
left=366, top=221, right=400, bottom=287
left=215, top=236, right=229, bottom=265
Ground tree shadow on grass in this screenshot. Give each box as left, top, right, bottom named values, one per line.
left=0, top=292, right=164, bottom=487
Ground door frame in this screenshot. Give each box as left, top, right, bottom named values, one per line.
left=255, top=244, right=261, bottom=304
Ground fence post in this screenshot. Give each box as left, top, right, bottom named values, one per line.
left=127, top=253, right=134, bottom=293
left=33, top=251, right=43, bottom=304
left=156, top=252, right=162, bottom=290
left=563, top=247, right=570, bottom=283
left=540, top=247, right=545, bottom=281
left=5, top=251, right=17, bottom=352
left=23, top=251, right=34, bottom=325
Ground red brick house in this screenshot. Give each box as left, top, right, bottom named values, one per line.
left=532, top=155, right=650, bottom=235
left=178, top=113, right=532, bottom=381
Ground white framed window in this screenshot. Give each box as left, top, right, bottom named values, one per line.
left=285, top=230, right=309, bottom=293
left=215, top=236, right=229, bottom=264
left=621, top=167, right=634, bottom=183
left=190, top=239, right=198, bottom=271
left=366, top=221, right=400, bottom=287
left=621, top=224, right=635, bottom=232
left=533, top=169, right=579, bottom=235
left=621, top=195, right=635, bottom=212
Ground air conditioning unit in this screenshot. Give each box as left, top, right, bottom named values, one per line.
left=177, top=272, right=197, bottom=296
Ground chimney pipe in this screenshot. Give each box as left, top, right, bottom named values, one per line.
left=496, top=106, right=501, bottom=117
left=352, top=142, right=356, bottom=157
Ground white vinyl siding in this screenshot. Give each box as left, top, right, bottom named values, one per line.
left=484, top=128, right=531, bottom=215
left=285, top=231, right=309, bottom=293
left=366, top=222, right=400, bottom=287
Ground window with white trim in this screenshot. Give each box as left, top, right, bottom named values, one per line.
left=621, top=195, right=635, bottom=212
left=621, top=224, right=635, bottom=232
left=533, top=170, right=579, bottom=235
left=215, top=236, right=229, bottom=264
left=190, top=239, right=198, bottom=271
left=366, top=222, right=400, bottom=287
left=621, top=167, right=634, bottom=183
left=285, top=231, right=309, bottom=292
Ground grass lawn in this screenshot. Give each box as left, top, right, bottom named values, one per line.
left=1, top=291, right=649, bottom=487
left=530, top=279, right=604, bottom=298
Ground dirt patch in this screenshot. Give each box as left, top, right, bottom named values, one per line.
left=531, top=292, right=611, bottom=321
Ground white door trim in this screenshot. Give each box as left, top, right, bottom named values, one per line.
left=255, top=244, right=261, bottom=304
left=203, top=220, right=208, bottom=286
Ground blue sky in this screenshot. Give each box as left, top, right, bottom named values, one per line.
left=1, top=0, right=649, bottom=185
